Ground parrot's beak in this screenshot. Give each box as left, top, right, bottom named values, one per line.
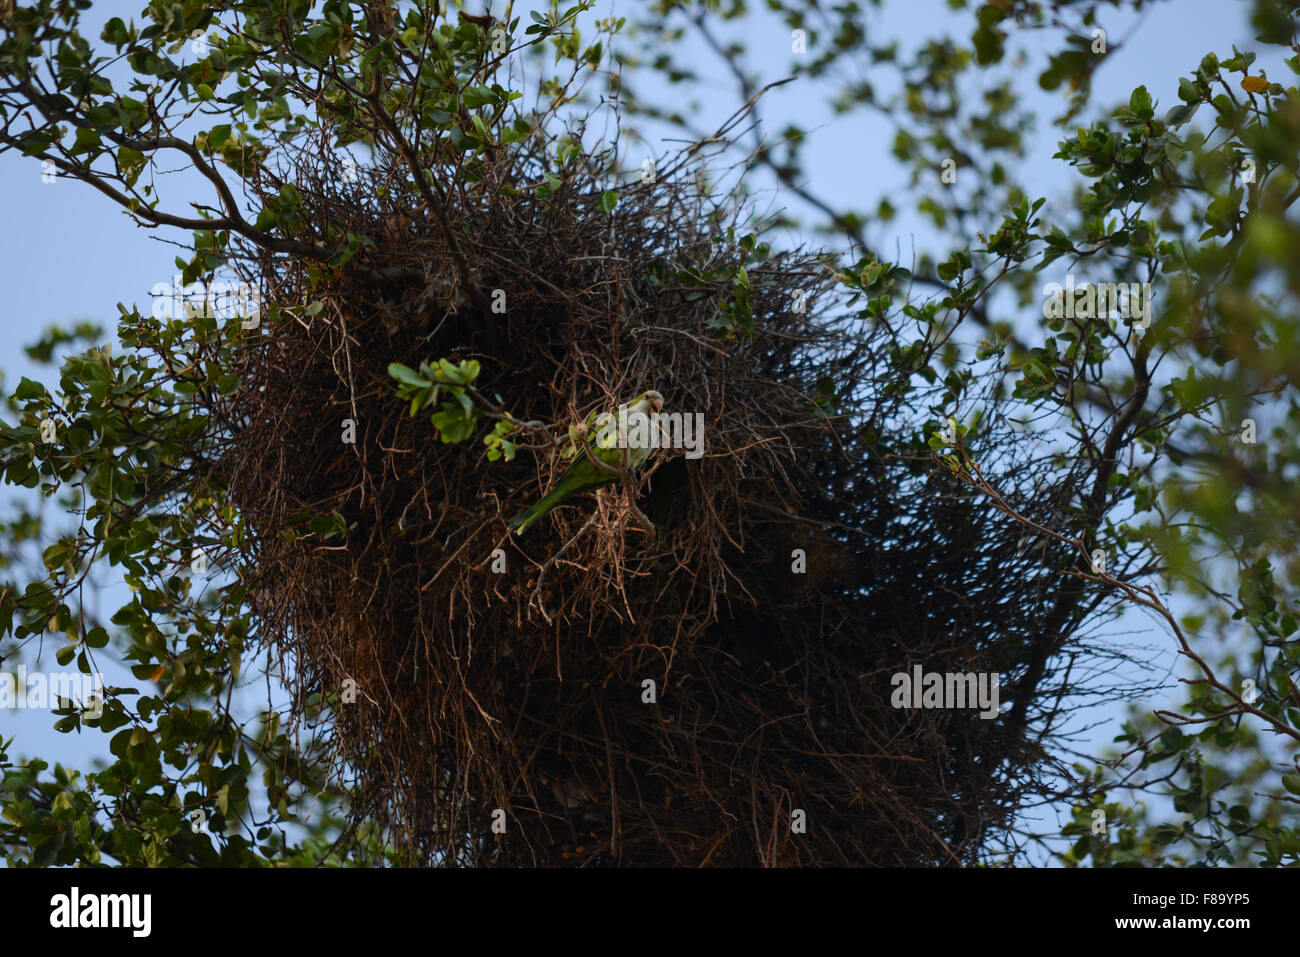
left=647, top=391, right=664, bottom=413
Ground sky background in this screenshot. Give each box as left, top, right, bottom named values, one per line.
left=0, top=0, right=1279, bottom=863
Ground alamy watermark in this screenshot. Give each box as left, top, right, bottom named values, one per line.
left=0, top=666, right=103, bottom=717
left=598, top=407, right=706, bottom=460
left=1042, top=273, right=1153, bottom=332
left=50, top=887, right=150, bottom=937
left=150, top=276, right=261, bottom=325
left=890, top=665, right=1001, bottom=719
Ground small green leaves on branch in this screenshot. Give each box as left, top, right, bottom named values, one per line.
left=389, top=358, right=483, bottom=444
left=387, top=358, right=535, bottom=459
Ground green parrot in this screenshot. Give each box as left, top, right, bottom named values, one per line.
left=508, top=390, right=664, bottom=536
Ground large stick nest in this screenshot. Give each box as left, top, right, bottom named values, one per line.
left=196, top=129, right=1096, bottom=866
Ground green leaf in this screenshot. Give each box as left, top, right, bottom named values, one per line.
left=462, top=85, right=496, bottom=108
left=20, top=132, right=53, bottom=156
left=388, top=363, right=431, bottom=388
left=71, top=127, right=103, bottom=155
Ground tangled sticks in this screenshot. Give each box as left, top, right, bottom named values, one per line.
left=195, top=129, right=1095, bottom=866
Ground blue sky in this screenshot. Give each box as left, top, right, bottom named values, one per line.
left=0, top=0, right=1278, bottom=862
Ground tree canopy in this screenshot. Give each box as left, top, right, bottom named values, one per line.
left=1, top=0, right=1298, bottom=866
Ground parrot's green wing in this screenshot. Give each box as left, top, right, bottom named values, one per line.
left=506, top=444, right=614, bottom=535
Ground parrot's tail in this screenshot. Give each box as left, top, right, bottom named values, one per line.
left=507, top=482, right=574, bottom=536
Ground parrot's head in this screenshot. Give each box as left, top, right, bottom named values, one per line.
left=637, top=390, right=665, bottom=413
